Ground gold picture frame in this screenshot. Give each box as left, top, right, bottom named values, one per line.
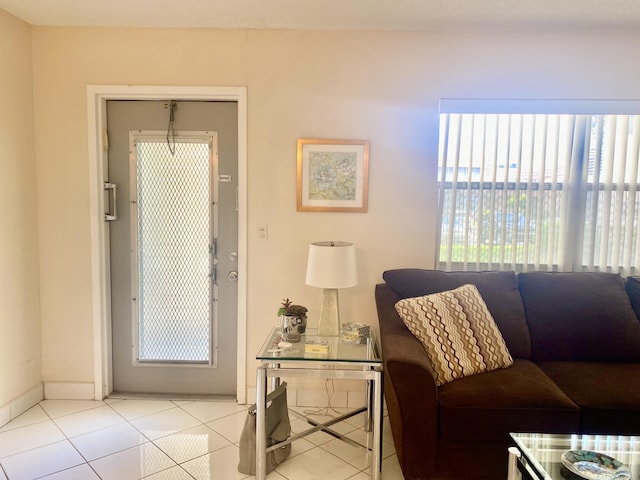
left=296, top=138, right=370, bottom=212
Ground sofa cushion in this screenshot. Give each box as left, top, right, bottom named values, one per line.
left=383, top=269, right=531, bottom=358
left=438, top=359, right=580, bottom=442
left=519, top=272, right=640, bottom=362
left=538, top=362, right=640, bottom=435
left=625, top=276, right=640, bottom=321
left=395, top=284, right=513, bottom=385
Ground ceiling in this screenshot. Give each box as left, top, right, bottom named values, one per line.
left=1, top=0, right=640, bottom=32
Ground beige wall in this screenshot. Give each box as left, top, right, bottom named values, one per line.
left=0, top=10, right=41, bottom=408
left=27, top=25, right=640, bottom=394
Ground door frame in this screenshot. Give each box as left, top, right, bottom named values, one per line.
left=87, top=85, right=248, bottom=403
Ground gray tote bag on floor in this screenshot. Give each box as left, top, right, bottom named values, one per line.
left=238, top=381, right=292, bottom=475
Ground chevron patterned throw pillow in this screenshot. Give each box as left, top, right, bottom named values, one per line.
left=395, top=284, right=513, bottom=386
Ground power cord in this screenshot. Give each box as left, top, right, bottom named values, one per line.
left=302, top=379, right=344, bottom=417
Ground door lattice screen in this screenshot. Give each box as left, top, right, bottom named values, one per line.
left=133, top=138, right=212, bottom=363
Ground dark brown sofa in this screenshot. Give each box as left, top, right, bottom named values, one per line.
left=375, top=269, right=640, bottom=480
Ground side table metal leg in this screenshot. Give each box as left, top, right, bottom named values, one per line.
left=270, top=362, right=280, bottom=391
left=256, top=365, right=267, bottom=480
left=507, top=447, right=523, bottom=480
left=372, top=370, right=383, bottom=480
left=364, top=377, right=373, bottom=432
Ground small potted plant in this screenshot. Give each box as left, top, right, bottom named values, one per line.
left=278, top=299, right=308, bottom=341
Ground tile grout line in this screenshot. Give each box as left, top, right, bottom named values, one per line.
left=101, top=400, right=185, bottom=479
left=168, top=402, right=255, bottom=479
left=0, top=403, right=94, bottom=480
left=122, top=399, right=246, bottom=479
left=43, top=400, right=147, bottom=479
left=47, top=400, right=188, bottom=480
left=0, top=405, right=68, bottom=463
left=43, top=402, right=107, bottom=480
left=90, top=399, right=199, bottom=480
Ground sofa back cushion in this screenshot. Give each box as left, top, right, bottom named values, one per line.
left=395, top=284, right=514, bottom=385
left=625, top=276, right=640, bottom=321
left=519, top=271, right=640, bottom=362
left=383, top=269, right=531, bottom=359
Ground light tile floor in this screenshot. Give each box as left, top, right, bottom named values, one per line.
left=0, top=398, right=403, bottom=479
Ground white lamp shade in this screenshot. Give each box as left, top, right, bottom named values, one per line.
left=305, top=241, right=357, bottom=289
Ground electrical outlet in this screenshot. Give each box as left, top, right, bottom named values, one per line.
left=257, top=224, right=268, bottom=241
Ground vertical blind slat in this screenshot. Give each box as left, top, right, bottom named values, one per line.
left=546, top=115, right=560, bottom=269
left=436, top=113, right=450, bottom=268
left=611, top=116, right=629, bottom=271
left=599, top=115, right=616, bottom=271
left=522, top=114, right=536, bottom=267
left=626, top=116, right=640, bottom=274
left=488, top=114, right=499, bottom=270
left=447, top=114, right=463, bottom=270
left=476, top=114, right=487, bottom=271
left=586, top=116, right=604, bottom=271
left=499, top=115, right=511, bottom=269
left=511, top=116, right=523, bottom=269
left=533, top=115, right=548, bottom=270
left=556, top=115, right=577, bottom=271
left=463, top=115, right=474, bottom=269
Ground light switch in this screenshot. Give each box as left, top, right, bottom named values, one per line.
left=257, top=224, right=268, bottom=241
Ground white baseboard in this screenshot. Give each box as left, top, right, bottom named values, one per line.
left=0, top=383, right=44, bottom=428
left=44, top=382, right=95, bottom=400
left=244, top=386, right=255, bottom=406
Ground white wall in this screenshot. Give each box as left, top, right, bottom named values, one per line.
left=27, top=26, right=640, bottom=395
left=0, top=9, right=42, bottom=414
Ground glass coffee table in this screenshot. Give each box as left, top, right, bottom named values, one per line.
left=510, top=433, right=640, bottom=480
left=255, top=327, right=383, bottom=480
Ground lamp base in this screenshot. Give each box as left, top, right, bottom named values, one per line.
left=318, top=288, right=340, bottom=337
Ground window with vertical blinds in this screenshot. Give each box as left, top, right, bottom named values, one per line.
left=437, top=100, right=640, bottom=275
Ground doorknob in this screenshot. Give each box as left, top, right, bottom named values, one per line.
left=228, top=271, right=238, bottom=282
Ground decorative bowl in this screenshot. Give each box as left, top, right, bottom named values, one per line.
left=560, top=450, right=631, bottom=480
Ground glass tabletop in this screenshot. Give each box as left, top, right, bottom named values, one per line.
left=511, top=433, right=640, bottom=480
left=256, top=327, right=382, bottom=364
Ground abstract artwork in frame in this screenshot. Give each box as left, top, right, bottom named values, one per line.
left=296, top=138, right=370, bottom=212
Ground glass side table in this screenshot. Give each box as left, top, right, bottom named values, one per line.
left=255, top=327, right=384, bottom=480
left=509, top=433, right=640, bottom=480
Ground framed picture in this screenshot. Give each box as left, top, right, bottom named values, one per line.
left=297, top=138, right=370, bottom=212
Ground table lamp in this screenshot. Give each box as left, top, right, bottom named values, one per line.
left=305, top=241, right=358, bottom=336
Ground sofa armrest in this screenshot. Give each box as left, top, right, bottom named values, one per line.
left=375, top=283, right=438, bottom=382
left=375, top=283, right=439, bottom=479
